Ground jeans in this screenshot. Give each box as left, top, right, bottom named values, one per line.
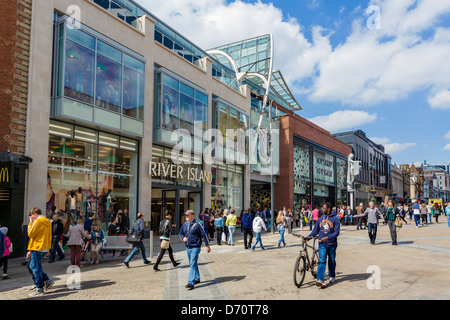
left=278, top=226, right=286, bottom=247
left=367, top=222, right=378, bottom=244
left=414, top=214, right=420, bottom=227
left=186, top=247, right=201, bottom=285
left=49, top=237, right=64, bottom=262
left=29, top=251, right=50, bottom=289
left=216, top=227, right=223, bottom=244
left=243, top=228, right=253, bottom=248
left=427, top=213, right=432, bottom=223
left=317, top=243, right=337, bottom=282
left=447, top=215, right=450, bottom=228
left=252, top=232, right=264, bottom=250
left=227, top=226, right=236, bottom=245
left=387, top=221, right=397, bottom=244
left=154, top=240, right=176, bottom=268
left=345, top=215, right=353, bottom=224
left=69, top=245, right=82, bottom=267
left=124, top=242, right=148, bottom=263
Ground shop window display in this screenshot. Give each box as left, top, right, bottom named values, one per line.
left=47, top=122, right=138, bottom=232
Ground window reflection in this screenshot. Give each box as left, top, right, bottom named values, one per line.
left=96, top=54, right=121, bottom=113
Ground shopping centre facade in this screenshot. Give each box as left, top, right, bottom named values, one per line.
left=1, top=0, right=352, bottom=254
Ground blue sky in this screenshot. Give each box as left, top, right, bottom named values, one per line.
left=138, top=0, right=450, bottom=166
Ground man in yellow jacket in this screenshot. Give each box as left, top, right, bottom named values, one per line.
left=27, top=207, right=54, bottom=296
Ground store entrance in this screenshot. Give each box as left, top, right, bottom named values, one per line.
left=151, top=187, right=202, bottom=235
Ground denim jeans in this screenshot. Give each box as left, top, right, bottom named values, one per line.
left=252, top=232, right=264, bottom=250
left=49, top=237, right=64, bottom=262
left=447, top=215, right=450, bottom=228
left=367, top=222, right=378, bottom=244
left=278, top=226, right=285, bottom=247
left=345, top=215, right=353, bottom=223
left=124, top=243, right=148, bottom=263
left=227, top=226, right=236, bottom=245
left=186, top=247, right=201, bottom=285
left=413, top=214, right=420, bottom=227
left=29, top=251, right=50, bottom=289
left=317, top=243, right=337, bottom=282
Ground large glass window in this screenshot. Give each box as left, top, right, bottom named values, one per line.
left=55, top=19, right=145, bottom=125
left=156, top=71, right=209, bottom=143
left=47, top=120, right=138, bottom=232
left=294, top=143, right=311, bottom=209
left=211, top=163, right=243, bottom=212
left=336, top=158, right=348, bottom=206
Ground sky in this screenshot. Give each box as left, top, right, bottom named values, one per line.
left=137, top=0, right=450, bottom=166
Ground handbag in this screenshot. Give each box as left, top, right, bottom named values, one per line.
left=221, top=231, right=226, bottom=243
left=126, top=231, right=143, bottom=245
left=161, top=239, right=170, bottom=249
left=395, top=217, right=403, bottom=229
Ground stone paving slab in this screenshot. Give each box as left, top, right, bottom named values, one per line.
left=0, top=221, right=449, bottom=300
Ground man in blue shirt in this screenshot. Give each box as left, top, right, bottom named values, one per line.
left=307, top=202, right=340, bottom=288
left=241, top=209, right=254, bottom=249
left=412, top=201, right=421, bottom=228
left=179, top=210, right=211, bottom=290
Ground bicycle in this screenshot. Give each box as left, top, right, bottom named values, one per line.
left=293, top=234, right=319, bottom=288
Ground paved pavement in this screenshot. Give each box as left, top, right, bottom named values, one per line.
left=1, top=218, right=450, bottom=300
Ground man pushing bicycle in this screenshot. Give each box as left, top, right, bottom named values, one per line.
left=305, top=202, right=340, bottom=288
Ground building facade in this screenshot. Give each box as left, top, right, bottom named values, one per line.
left=333, top=130, right=392, bottom=206
left=4, top=0, right=309, bottom=254
left=276, top=112, right=352, bottom=210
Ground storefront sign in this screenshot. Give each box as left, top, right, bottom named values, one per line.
left=149, top=161, right=212, bottom=183
left=313, top=152, right=334, bottom=186
left=0, top=167, right=9, bottom=183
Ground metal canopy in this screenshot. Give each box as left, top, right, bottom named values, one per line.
left=207, top=34, right=302, bottom=111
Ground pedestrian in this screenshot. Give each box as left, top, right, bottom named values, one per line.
left=426, top=203, right=433, bottom=224
left=65, top=218, right=88, bottom=268
left=276, top=210, right=288, bottom=248
left=345, top=206, right=354, bottom=225
left=153, top=211, right=180, bottom=271
left=420, top=203, right=428, bottom=224
left=306, top=202, right=340, bottom=288
left=241, top=209, right=253, bottom=249
left=89, top=224, right=104, bottom=264
left=27, top=207, right=54, bottom=296
left=108, top=217, right=118, bottom=257
left=49, top=214, right=65, bottom=263
left=265, top=208, right=272, bottom=232
left=386, top=200, right=400, bottom=245
left=123, top=213, right=150, bottom=268
left=223, top=209, right=229, bottom=239
left=179, top=210, right=211, bottom=290
left=251, top=212, right=267, bottom=251
left=445, top=202, right=450, bottom=228
left=199, top=209, right=210, bottom=237
left=355, top=202, right=384, bottom=245
left=226, top=209, right=237, bottom=246
left=399, top=205, right=408, bottom=224
left=214, top=212, right=224, bottom=245
left=356, top=203, right=366, bottom=230
left=412, top=201, right=421, bottom=228
left=208, top=211, right=215, bottom=241
left=432, top=203, right=441, bottom=223
left=310, top=206, right=319, bottom=231
left=0, top=227, right=11, bottom=280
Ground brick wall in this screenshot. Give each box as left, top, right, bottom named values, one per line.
left=0, top=0, right=32, bottom=155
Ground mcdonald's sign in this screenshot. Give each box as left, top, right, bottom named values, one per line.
left=0, top=167, right=9, bottom=183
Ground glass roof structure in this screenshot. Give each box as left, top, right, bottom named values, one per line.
left=208, top=35, right=302, bottom=111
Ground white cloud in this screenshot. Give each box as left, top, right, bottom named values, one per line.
left=138, top=0, right=450, bottom=109
left=429, top=90, right=450, bottom=110
left=443, top=144, right=450, bottom=151
left=308, top=110, right=377, bottom=132
left=445, top=131, right=450, bottom=139
left=370, top=136, right=417, bottom=154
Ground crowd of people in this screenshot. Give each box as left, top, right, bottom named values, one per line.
left=2, top=199, right=449, bottom=295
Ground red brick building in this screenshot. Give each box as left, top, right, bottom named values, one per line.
left=275, top=111, right=352, bottom=210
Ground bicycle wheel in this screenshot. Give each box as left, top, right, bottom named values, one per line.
left=293, top=254, right=307, bottom=288
left=310, top=249, right=319, bottom=279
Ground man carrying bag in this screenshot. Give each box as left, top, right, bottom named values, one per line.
left=123, top=213, right=150, bottom=268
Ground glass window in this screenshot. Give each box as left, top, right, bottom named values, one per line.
left=123, top=66, right=144, bottom=120
left=64, top=40, right=95, bottom=104
left=47, top=126, right=138, bottom=233
left=180, top=92, right=194, bottom=132
left=95, top=54, right=122, bottom=113
left=294, top=144, right=311, bottom=209
left=211, top=164, right=243, bottom=212
left=162, top=84, right=179, bottom=130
